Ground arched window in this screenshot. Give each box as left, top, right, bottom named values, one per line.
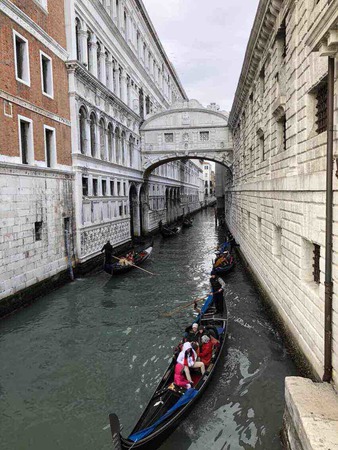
left=115, top=127, right=120, bottom=164
left=90, top=112, right=97, bottom=157
left=107, top=123, right=114, bottom=162
left=99, top=118, right=105, bottom=159
left=75, top=18, right=81, bottom=61
left=79, top=106, right=87, bottom=154
left=129, top=136, right=134, bottom=168
left=121, top=131, right=126, bottom=166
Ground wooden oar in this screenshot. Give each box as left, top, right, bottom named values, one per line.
left=111, top=255, right=156, bottom=276
left=161, top=295, right=208, bottom=317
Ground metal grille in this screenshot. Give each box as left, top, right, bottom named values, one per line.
left=313, top=244, right=320, bottom=284
left=316, top=81, right=328, bottom=134
left=200, top=131, right=209, bottom=141
left=164, top=133, right=174, bottom=143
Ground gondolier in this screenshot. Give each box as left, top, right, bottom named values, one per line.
left=210, top=272, right=224, bottom=314
left=101, top=240, right=114, bottom=264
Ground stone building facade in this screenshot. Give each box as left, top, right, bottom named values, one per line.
left=226, top=0, right=338, bottom=388
left=0, top=0, right=74, bottom=306
left=64, top=0, right=202, bottom=263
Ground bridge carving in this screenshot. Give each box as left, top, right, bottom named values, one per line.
left=140, top=100, right=233, bottom=177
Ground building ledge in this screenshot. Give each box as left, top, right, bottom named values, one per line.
left=283, top=377, right=338, bottom=450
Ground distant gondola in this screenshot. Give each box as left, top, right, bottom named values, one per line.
left=159, top=220, right=181, bottom=238
left=109, top=293, right=228, bottom=450
left=212, top=258, right=235, bottom=275
left=182, top=218, right=193, bottom=228
left=103, top=242, right=153, bottom=275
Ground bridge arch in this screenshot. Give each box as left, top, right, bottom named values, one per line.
left=140, top=99, right=233, bottom=178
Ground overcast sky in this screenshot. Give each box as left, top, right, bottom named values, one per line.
left=142, top=0, right=260, bottom=112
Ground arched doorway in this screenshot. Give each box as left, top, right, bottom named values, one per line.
left=129, top=184, right=139, bottom=237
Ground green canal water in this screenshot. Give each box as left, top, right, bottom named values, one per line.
left=0, top=209, right=298, bottom=449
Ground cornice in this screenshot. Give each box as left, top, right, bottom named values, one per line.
left=229, top=0, right=283, bottom=128
left=306, top=0, right=338, bottom=51
left=1, top=0, right=69, bottom=61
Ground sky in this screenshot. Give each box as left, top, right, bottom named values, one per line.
left=142, top=0, right=260, bottom=113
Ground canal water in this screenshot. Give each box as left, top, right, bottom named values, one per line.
left=0, top=209, right=298, bottom=450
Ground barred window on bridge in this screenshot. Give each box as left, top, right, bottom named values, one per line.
left=200, top=131, right=209, bottom=141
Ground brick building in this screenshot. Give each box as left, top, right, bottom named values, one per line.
left=0, top=0, right=74, bottom=309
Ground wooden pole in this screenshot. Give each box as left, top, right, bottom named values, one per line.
left=161, top=295, right=208, bottom=317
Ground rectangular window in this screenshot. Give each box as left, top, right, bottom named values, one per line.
left=259, top=134, right=265, bottom=161
left=82, top=177, right=88, bottom=196
left=44, top=126, right=56, bottom=168
left=200, top=131, right=210, bottom=141
left=124, top=205, right=127, bottom=215
left=315, top=78, right=328, bottom=134
left=93, top=179, right=98, bottom=196
left=313, top=244, right=320, bottom=284
left=18, top=116, right=33, bottom=165
left=117, top=181, right=121, bottom=195
left=35, top=221, right=43, bottom=241
left=40, top=51, right=53, bottom=98
left=102, top=179, right=107, bottom=196
left=277, top=115, right=287, bottom=152
left=13, top=30, right=30, bottom=86
left=164, top=133, right=174, bottom=143
left=119, top=204, right=123, bottom=216
left=110, top=180, right=114, bottom=196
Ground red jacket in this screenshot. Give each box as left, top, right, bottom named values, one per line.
left=174, top=363, right=190, bottom=388
left=199, top=341, right=213, bottom=367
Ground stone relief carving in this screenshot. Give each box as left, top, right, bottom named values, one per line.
left=81, top=221, right=130, bottom=256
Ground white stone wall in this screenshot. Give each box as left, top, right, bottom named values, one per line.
left=0, top=165, right=74, bottom=300
left=227, top=0, right=338, bottom=385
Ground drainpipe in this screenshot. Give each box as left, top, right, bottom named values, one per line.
left=323, top=56, right=335, bottom=383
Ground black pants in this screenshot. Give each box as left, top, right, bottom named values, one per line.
left=213, top=291, right=224, bottom=314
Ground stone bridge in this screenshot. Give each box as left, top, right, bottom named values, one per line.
left=140, top=100, right=233, bottom=177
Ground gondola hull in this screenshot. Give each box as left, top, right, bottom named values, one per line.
left=104, top=245, right=153, bottom=275
left=110, top=294, right=228, bottom=450
left=160, top=226, right=181, bottom=238
left=212, top=260, right=235, bottom=275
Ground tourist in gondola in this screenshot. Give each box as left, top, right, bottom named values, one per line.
left=101, top=240, right=114, bottom=264
left=177, top=342, right=205, bottom=384
left=185, top=323, right=199, bottom=342
left=198, top=335, right=214, bottom=367
left=210, top=272, right=224, bottom=314
left=174, top=361, right=192, bottom=389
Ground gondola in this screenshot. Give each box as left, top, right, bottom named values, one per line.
left=182, top=218, right=193, bottom=228
left=212, top=259, right=235, bottom=275
left=159, top=220, right=181, bottom=238
left=103, top=242, right=153, bottom=275
left=109, top=293, right=228, bottom=449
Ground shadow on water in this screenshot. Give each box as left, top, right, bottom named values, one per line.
left=0, top=209, right=298, bottom=450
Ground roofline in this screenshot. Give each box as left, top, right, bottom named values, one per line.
left=228, top=0, right=284, bottom=128
left=134, top=0, right=188, bottom=101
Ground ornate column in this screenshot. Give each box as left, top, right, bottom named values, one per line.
left=106, top=53, right=113, bottom=92
left=120, top=68, right=127, bottom=104
left=86, top=118, right=92, bottom=156
left=79, top=23, right=88, bottom=66
left=99, top=44, right=107, bottom=85
left=88, top=33, right=98, bottom=78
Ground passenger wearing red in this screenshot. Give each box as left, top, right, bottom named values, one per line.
left=198, top=335, right=213, bottom=367
left=174, top=363, right=192, bottom=389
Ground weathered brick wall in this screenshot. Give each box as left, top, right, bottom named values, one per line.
left=227, top=0, right=338, bottom=385
left=10, top=0, right=67, bottom=49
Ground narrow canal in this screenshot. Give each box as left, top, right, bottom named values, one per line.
left=0, top=209, right=298, bottom=450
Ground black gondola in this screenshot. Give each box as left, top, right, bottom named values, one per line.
left=104, top=243, right=153, bottom=275
left=159, top=220, right=181, bottom=238
left=182, top=218, right=193, bottom=228
left=212, top=259, right=235, bottom=275
left=109, top=294, right=228, bottom=449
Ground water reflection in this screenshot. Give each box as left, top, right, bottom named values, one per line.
left=0, top=209, right=297, bottom=449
